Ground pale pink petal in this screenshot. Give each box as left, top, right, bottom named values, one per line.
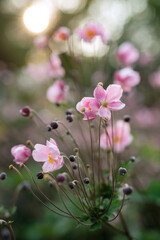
left=106, top=84, right=123, bottom=102
left=32, top=144, right=49, bottom=162
left=42, top=161, right=55, bottom=172
left=108, top=101, right=125, bottom=111
left=98, top=106, right=111, bottom=120
left=94, top=85, right=106, bottom=103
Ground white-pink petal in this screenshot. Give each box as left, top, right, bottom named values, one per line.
left=106, top=84, right=123, bottom=102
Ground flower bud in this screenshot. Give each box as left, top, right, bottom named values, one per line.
left=68, top=182, right=74, bottom=189
left=20, top=106, right=30, bottom=117
left=123, top=185, right=133, bottom=195
left=66, top=130, right=70, bottom=135
left=50, top=121, right=58, bottom=129
left=20, top=181, right=30, bottom=191
left=123, top=115, right=131, bottom=122
left=66, top=110, right=72, bottom=115
left=56, top=173, right=66, bottom=184
left=130, top=156, right=136, bottom=162
left=98, top=82, right=103, bottom=87
left=48, top=180, right=54, bottom=187
left=66, top=115, right=73, bottom=122
left=55, top=102, right=60, bottom=107
left=0, top=172, right=7, bottom=180
left=80, top=107, right=85, bottom=112
left=119, top=167, right=127, bottom=176
left=84, top=177, right=90, bottom=184
left=69, top=155, right=75, bottom=162
left=9, top=165, right=13, bottom=170
left=72, top=163, right=78, bottom=170
left=90, top=123, right=95, bottom=128
left=37, top=172, right=43, bottom=179
left=46, top=125, right=52, bottom=131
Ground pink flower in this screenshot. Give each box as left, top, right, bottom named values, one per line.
left=34, top=35, right=48, bottom=49
left=94, top=84, right=125, bottom=121
left=47, top=79, right=69, bottom=103
left=100, top=120, right=133, bottom=153
left=114, top=67, right=140, bottom=92
left=26, top=63, right=49, bottom=82
left=116, top=42, right=139, bottom=66
left=76, top=97, right=99, bottom=120
left=48, top=53, right=65, bottom=78
left=11, top=145, right=31, bottom=164
left=32, top=138, right=64, bottom=173
left=149, top=71, right=160, bottom=88
left=77, top=21, right=108, bottom=44
left=53, top=27, right=70, bottom=41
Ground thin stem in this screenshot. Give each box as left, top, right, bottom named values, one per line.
left=120, top=213, right=134, bottom=240
left=108, top=193, right=125, bottom=222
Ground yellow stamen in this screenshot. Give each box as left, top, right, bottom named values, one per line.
left=102, top=101, right=107, bottom=107
left=113, top=136, right=122, bottom=143
left=48, top=153, right=57, bottom=164
left=87, top=30, right=95, bottom=38
left=88, top=107, right=92, bottom=111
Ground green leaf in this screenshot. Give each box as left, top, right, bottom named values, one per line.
left=90, top=222, right=102, bottom=231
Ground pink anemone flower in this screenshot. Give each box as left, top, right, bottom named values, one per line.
left=93, top=84, right=125, bottom=121
left=77, top=21, right=108, bottom=44
left=11, top=145, right=31, bottom=164
left=149, top=71, right=160, bottom=88
left=114, top=67, right=140, bottom=92
left=32, top=138, right=64, bottom=173
left=53, top=27, right=70, bottom=41
left=76, top=97, right=99, bottom=120
left=34, top=35, right=48, bottom=49
left=48, top=53, right=65, bottom=78
left=100, top=120, right=133, bottom=153
left=116, top=42, right=139, bottom=66
left=47, top=79, right=69, bottom=103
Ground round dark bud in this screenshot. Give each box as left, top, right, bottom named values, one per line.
left=130, top=156, right=136, bottom=162
left=119, top=167, right=127, bottom=176
left=123, top=186, right=133, bottom=195
left=1, top=228, right=10, bottom=240
left=72, top=163, right=78, bottom=170
left=103, top=121, right=109, bottom=128
left=69, top=155, right=75, bottom=162
left=48, top=180, right=54, bottom=187
left=66, top=130, right=70, bottom=135
left=50, top=121, right=58, bottom=129
left=0, top=172, right=7, bottom=180
left=68, top=182, right=74, bottom=189
left=20, top=181, right=30, bottom=191
left=90, top=123, right=95, bottom=128
left=36, top=172, right=43, bottom=179
left=66, top=110, right=72, bottom=115
left=56, top=174, right=66, bottom=184
left=123, top=115, right=131, bottom=122
left=55, top=102, right=60, bottom=107
left=84, top=177, right=90, bottom=184
left=46, top=125, right=52, bottom=132
left=66, top=115, right=73, bottom=122
left=20, top=106, right=30, bottom=117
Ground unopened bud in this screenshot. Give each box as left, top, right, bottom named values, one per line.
left=119, top=167, right=127, bottom=176
left=123, top=115, right=131, bottom=122
left=9, top=165, right=13, bottom=170
left=72, top=163, right=78, bottom=170
left=20, top=163, right=24, bottom=168
left=56, top=173, right=66, bottom=184
left=123, top=185, right=133, bottom=195
left=80, top=107, right=85, bottom=112
left=68, top=182, right=74, bottom=189
left=20, top=106, right=30, bottom=117
left=36, top=172, right=43, bottom=179
left=130, top=156, right=136, bottom=162
left=98, top=82, right=103, bottom=87
left=0, top=172, right=7, bottom=180
left=84, top=177, right=90, bottom=184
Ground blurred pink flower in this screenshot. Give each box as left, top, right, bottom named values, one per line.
left=32, top=138, right=64, bottom=173
left=47, top=79, right=69, bottom=103
left=94, top=84, right=125, bottom=121
left=49, top=53, right=65, bottom=78
left=76, top=97, right=99, bottom=120
left=114, top=67, right=140, bottom=92
left=100, top=120, right=133, bottom=153
left=149, top=71, right=160, bottom=88
left=77, top=21, right=108, bottom=44
left=26, top=63, right=49, bottom=82
left=138, top=52, right=152, bottom=66
left=11, top=145, right=31, bottom=164
left=116, top=42, right=139, bottom=66
left=53, top=27, right=70, bottom=41
left=134, top=108, right=160, bottom=128
left=34, top=35, right=48, bottom=49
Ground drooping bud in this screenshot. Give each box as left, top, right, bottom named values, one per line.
left=0, top=172, right=7, bottom=180
left=98, top=82, right=103, bottom=87
left=56, top=173, right=66, bottom=184
left=68, top=182, right=74, bottom=189
left=66, top=110, right=72, bottom=115
left=72, top=163, right=78, bottom=170
left=50, top=121, right=58, bottom=129
left=90, top=123, right=95, bottom=128
left=123, top=185, right=133, bottom=195
left=20, top=106, right=30, bottom=117
left=80, top=107, right=85, bottom=112
left=9, top=165, right=13, bottom=170
left=130, top=156, right=136, bottom=162
left=46, top=125, right=52, bottom=132
left=66, top=115, right=73, bottom=122
left=123, top=115, right=131, bottom=122
left=119, top=167, right=127, bottom=176
left=69, top=155, right=75, bottom=162
left=84, top=177, right=90, bottom=184
left=37, top=172, right=43, bottom=180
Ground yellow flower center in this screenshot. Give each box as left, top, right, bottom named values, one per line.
left=88, top=107, right=92, bottom=111
left=48, top=153, right=57, bottom=164
left=87, top=30, right=95, bottom=38
left=113, top=136, right=122, bottom=144
left=101, top=101, right=107, bottom=107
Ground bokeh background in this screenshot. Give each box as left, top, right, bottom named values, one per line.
left=0, top=0, right=160, bottom=239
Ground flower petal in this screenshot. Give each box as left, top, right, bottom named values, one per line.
left=98, top=106, right=111, bottom=121
left=108, top=101, right=125, bottom=111
left=32, top=144, right=49, bottom=162
left=106, top=84, right=123, bottom=102
left=94, top=85, right=106, bottom=103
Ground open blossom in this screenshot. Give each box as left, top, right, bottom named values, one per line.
left=34, top=35, right=48, bottom=49
left=77, top=21, right=108, bottom=44
left=48, top=53, right=65, bottom=78
left=32, top=138, right=64, bottom=173
left=100, top=120, right=133, bottom=152
left=11, top=145, right=31, bottom=164
left=53, top=27, right=70, bottom=41
left=76, top=97, right=99, bottom=120
left=47, top=79, right=69, bottom=103
left=116, top=42, right=139, bottom=66
left=76, top=84, right=125, bottom=121
left=114, top=67, right=140, bottom=92
left=149, top=71, right=160, bottom=88
left=94, top=84, right=125, bottom=121
left=26, top=63, right=49, bottom=82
